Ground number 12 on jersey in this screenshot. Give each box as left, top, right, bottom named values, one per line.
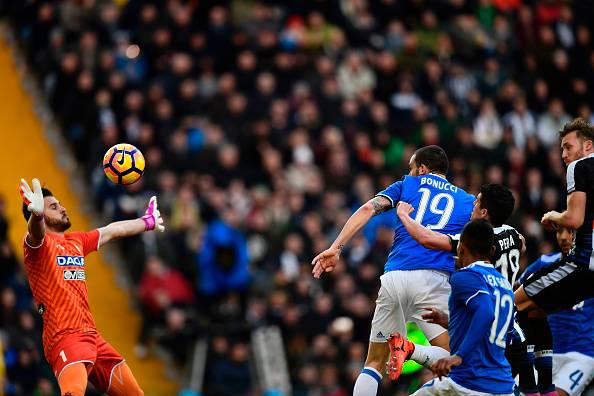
left=489, top=289, right=514, bottom=347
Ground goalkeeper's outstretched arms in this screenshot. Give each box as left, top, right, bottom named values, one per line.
left=99, top=196, right=165, bottom=246
left=20, top=178, right=46, bottom=247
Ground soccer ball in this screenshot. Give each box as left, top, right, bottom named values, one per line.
left=103, top=143, right=145, bottom=185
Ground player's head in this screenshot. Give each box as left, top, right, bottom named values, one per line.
left=456, top=219, right=495, bottom=269
left=556, top=225, right=574, bottom=255
left=22, top=188, right=71, bottom=232
left=471, top=184, right=515, bottom=227
left=559, top=118, right=594, bottom=165
left=409, top=145, right=449, bottom=176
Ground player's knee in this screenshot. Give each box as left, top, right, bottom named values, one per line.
left=128, top=384, right=144, bottom=396
left=61, top=387, right=85, bottom=396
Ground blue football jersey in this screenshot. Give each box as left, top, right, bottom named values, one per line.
left=448, top=262, right=515, bottom=394
left=376, top=174, right=474, bottom=273
left=521, top=253, right=594, bottom=358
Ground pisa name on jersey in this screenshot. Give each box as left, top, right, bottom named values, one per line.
left=566, top=153, right=594, bottom=269
left=449, top=225, right=523, bottom=285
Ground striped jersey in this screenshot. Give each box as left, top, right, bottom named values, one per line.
left=23, top=229, right=100, bottom=356
left=449, top=224, right=524, bottom=285
left=566, top=153, right=594, bottom=269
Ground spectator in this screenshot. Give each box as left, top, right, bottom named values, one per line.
left=503, top=96, right=536, bottom=150
left=536, top=98, right=571, bottom=147
left=137, top=256, right=194, bottom=355
left=474, top=98, right=503, bottom=150
left=197, top=215, right=250, bottom=297
left=337, top=51, right=376, bottom=98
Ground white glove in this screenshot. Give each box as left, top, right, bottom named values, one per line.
left=142, top=196, right=165, bottom=232
left=20, top=178, right=44, bottom=217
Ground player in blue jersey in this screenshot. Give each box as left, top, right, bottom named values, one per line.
left=519, top=226, right=594, bottom=396
left=392, top=184, right=538, bottom=395
left=311, top=146, right=475, bottom=395
left=411, top=220, right=515, bottom=396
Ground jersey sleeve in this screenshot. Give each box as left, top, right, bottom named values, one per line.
left=447, top=233, right=460, bottom=253
left=567, top=159, right=589, bottom=194
left=70, top=230, right=101, bottom=256
left=23, top=233, right=48, bottom=261
left=450, top=270, right=489, bottom=306
left=455, top=292, right=496, bottom=359
left=375, top=178, right=404, bottom=207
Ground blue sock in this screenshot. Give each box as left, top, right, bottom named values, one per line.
left=534, top=349, right=554, bottom=394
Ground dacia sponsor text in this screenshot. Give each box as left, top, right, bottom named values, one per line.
left=56, top=256, right=85, bottom=267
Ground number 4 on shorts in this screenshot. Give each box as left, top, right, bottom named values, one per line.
left=569, top=369, right=583, bottom=391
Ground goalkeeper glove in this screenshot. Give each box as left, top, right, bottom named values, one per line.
left=20, top=178, right=44, bottom=217
left=142, top=196, right=165, bottom=232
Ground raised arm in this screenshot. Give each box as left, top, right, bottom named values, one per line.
left=99, top=196, right=164, bottom=246
left=542, top=192, right=586, bottom=230
left=396, top=201, right=452, bottom=251
left=543, top=159, right=589, bottom=230
left=311, top=195, right=391, bottom=278
left=20, top=178, right=46, bottom=247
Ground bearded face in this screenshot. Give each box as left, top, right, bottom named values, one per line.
left=42, top=196, right=71, bottom=232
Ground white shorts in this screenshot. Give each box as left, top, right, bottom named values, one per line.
left=412, top=377, right=513, bottom=396
left=370, top=270, right=450, bottom=343
left=553, top=352, right=594, bottom=396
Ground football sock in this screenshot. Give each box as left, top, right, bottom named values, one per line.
left=517, top=311, right=555, bottom=394
left=410, top=344, right=450, bottom=368
left=505, top=337, right=538, bottom=394
left=531, top=317, right=555, bottom=394
left=353, top=367, right=382, bottom=396
left=534, top=348, right=555, bottom=394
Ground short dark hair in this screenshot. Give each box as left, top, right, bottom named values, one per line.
left=414, top=145, right=449, bottom=174
left=559, top=118, right=594, bottom=142
left=460, top=219, right=494, bottom=258
left=22, top=188, right=53, bottom=221
left=479, top=184, right=515, bottom=227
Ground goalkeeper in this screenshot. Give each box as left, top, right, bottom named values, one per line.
left=19, top=178, right=164, bottom=396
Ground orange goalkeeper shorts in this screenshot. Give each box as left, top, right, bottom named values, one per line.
left=47, top=330, right=124, bottom=393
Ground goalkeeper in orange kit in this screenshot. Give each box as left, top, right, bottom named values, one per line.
left=19, top=178, right=164, bottom=396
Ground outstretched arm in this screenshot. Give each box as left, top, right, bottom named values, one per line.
left=312, top=195, right=391, bottom=278
left=396, top=202, right=452, bottom=251
left=99, top=196, right=164, bottom=247
left=20, top=178, right=45, bottom=247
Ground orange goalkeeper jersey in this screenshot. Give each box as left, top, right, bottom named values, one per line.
left=23, top=229, right=101, bottom=356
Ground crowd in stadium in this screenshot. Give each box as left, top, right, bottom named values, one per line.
left=2, top=0, right=594, bottom=394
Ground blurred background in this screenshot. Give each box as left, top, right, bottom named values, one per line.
left=0, top=0, right=593, bottom=395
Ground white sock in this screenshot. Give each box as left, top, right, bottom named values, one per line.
left=353, top=367, right=382, bottom=396
left=410, top=344, right=450, bottom=367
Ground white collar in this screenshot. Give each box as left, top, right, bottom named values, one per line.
left=471, top=261, right=493, bottom=268
left=427, top=173, right=447, bottom=180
